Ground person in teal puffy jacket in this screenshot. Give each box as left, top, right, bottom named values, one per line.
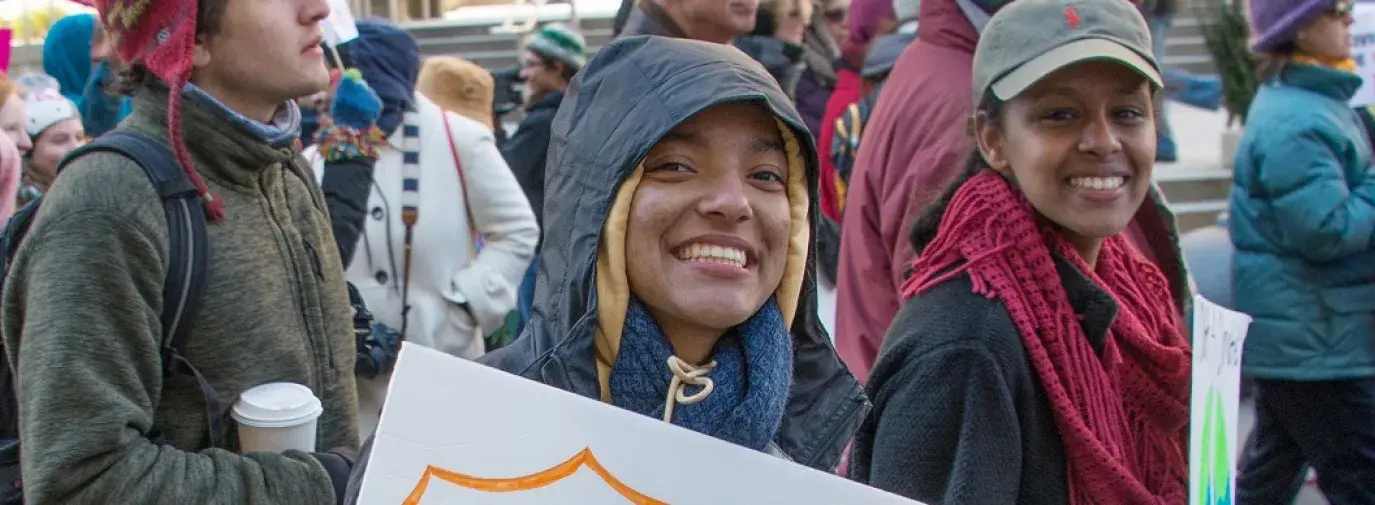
left=1231, top=0, right=1375, bottom=503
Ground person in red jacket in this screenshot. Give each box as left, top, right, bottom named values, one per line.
left=833, top=0, right=1187, bottom=383
left=816, top=0, right=895, bottom=223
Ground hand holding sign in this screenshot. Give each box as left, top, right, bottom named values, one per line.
left=357, top=344, right=924, bottom=504
left=322, top=0, right=360, bottom=47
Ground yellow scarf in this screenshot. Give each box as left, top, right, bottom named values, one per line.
left=1291, top=53, right=1359, bottom=73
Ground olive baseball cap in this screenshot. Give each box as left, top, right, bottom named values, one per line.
left=972, top=0, right=1162, bottom=107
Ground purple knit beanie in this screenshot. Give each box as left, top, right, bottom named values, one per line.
left=1247, top=0, right=1337, bottom=54
left=843, top=0, right=896, bottom=58
left=850, top=0, right=896, bottom=41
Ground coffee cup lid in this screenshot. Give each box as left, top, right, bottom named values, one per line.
left=231, top=382, right=323, bottom=428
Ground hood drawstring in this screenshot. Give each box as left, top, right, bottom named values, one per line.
left=662, top=356, right=717, bottom=422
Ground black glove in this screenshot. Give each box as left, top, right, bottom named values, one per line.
left=356, top=321, right=401, bottom=379
left=311, top=448, right=356, bottom=505
left=349, top=283, right=400, bottom=379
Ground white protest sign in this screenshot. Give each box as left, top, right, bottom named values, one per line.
left=321, top=0, right=360, bottom=47
left=1350, top=2, right=1375, bottom=106
left=356, top=344, right=923, bottom=505
left=1188, top=295, right=1252, bottom=505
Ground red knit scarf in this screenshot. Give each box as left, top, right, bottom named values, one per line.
left=900, top=171, right=1190, bottom=505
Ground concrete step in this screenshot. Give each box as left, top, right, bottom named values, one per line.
left=1169, top=200, right=1229, bottom=233
left=416, top=27, right=614, bottom=59
left=406, top=13, right=615, bottom=71
left=1156, top=169, right=1231, bottom=205
left=1155, top=166, right=1232, bottom=234
left=1162, top=16, right=1218, bottom=75
left=406, top=10, right=614, bottom=36
left=1155, top=165, right=1231, bottom=235
left=418, top=32, right=529, bottom=54
left=1150, top=100, right=1235, bottom=234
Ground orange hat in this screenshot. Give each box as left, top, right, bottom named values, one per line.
left=417, top=56, right=495, bottom=132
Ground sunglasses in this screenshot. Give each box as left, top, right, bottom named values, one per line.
left=823, top=8, right=846, bottom=22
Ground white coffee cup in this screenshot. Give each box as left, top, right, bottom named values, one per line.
left=231, top=382, right=323, bottom=454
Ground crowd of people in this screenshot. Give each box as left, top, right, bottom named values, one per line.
left=0, top=0, right=1368, bottom=503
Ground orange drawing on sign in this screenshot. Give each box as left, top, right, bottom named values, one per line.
left=402, top=447, right=667, bottom=505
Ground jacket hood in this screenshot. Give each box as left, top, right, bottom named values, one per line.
left=918, top=0, right=978, bottom=53
left=481, top=36, right=868, bottom=471
left=840, top=0, right=896, bottom=67
left=43, top=14, right=96, bottom=105
left=863, top=25, right=917, bottom=78
left=342, top=19, right=421, bottom=136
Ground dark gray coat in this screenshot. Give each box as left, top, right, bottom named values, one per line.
left=849, top=258, right=1119, bottom=505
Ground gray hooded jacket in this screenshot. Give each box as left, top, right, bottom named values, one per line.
left=342, top=38, right=868, bottom=502
left=484, top=35, right=868, bottom=471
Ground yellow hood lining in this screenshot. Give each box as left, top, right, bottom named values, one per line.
left=593, top=117, right=810, bottom=403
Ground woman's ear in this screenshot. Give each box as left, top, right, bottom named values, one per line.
left=974, top=111, right=1009, bottom=174
left=1294, top=25, right=1312, bottom=53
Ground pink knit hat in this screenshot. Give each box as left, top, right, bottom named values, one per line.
left=95, top=0, right=225, bottom=221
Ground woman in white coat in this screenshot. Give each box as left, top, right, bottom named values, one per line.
left=307, top=21, right=539, bottom=438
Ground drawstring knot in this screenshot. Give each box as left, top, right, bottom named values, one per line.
left=662, top=356, right=717, bottom=423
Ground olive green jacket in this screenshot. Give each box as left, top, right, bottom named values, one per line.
left=2, top=84, right=359, bottom=504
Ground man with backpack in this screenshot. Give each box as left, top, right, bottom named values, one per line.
left=0, top=0, right=361, bottom=503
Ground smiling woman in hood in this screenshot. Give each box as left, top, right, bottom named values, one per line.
left=482, top=35, right=867, bottom=469
left=341, top=38, right=868, bottom=500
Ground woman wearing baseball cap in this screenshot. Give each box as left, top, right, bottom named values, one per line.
left=848, top=0, right=1190, bottom=504
left=1231, top=1, right=1375, bottom=503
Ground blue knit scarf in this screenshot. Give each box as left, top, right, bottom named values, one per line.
left=610, top=297, right=793, bottom=451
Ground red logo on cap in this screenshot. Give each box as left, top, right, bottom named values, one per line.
left=1065, top=7, right=1081, bottom=28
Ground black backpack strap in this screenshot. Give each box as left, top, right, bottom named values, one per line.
left=61, top=131, right=221, bottom=448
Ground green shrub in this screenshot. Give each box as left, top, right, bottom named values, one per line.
left=1195, top=0, right=1260, bottom=127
